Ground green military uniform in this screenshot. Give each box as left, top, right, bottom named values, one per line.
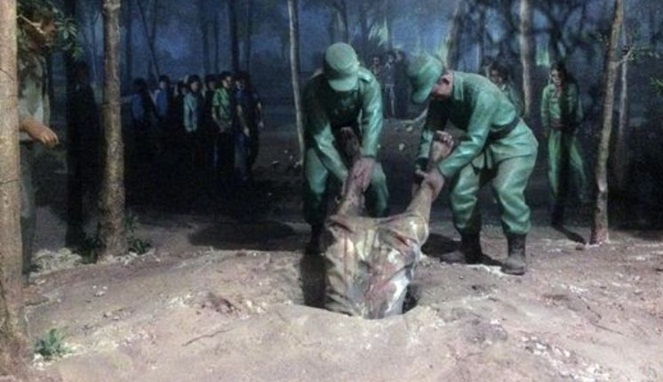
left=540, top=81, right=588, bottom=209
left=416, top=71, right=538, bottom=236
left=408, top=54, right=537, bottom=275
left=303, top=45, right=388, bottom=233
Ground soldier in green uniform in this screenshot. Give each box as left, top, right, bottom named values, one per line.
left=303, top=42, right=389, bottom=255
left=18, top=4, right=60, bottom=278
left=407, top=54, right=538, bottom=275
left=540, top=61, right=588, bottom=226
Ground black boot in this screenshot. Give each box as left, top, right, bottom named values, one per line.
left=551, top=203, right=564, bottom=227
left=305, top=225, right=324, bottom=256
left=502, top=234, right=527, bottom=275
left=440, top=233, right=482, bottom=264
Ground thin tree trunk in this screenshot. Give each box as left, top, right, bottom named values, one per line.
left=228, top=0, right=240, bottom=73
left=0, top=1, right=29, bottom=377
left=198, top=0, right=210, bottom=75
left=99, top=0, right=127, bottom=260
left=591, top=0, right=623, bottom=245
left=614, top=17, right=630, bottom=193
left=148, top=0, right=159, bottom=79
left=213, top=13, right=220, bottom=73
left=287, top=0, right=304, bottom=160
left=340, top=0, right=349, bottom=43
left=443, top=1, right=463, bottom=69
left=124, top=0, right=133, bottom=88
left=136, top=0, right=160, bottom=78
left=358, top=3, right=368, bottom=63
left=243, top=0, right=253, bottom=71
left=519, top=0, right=534, bottom=118
left=90, top=10, right=100, bottom=83
left=476, top=5, right=485, bottom=73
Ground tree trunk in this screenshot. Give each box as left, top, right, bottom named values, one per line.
left=591, top=0, right=623, bottom=245
left=519, top=0, right=534, bottom=119
left=613, top=18, right=630, bottom=194
left=124, top=0, right=133, bottom=88
left=0, top=1, right=29, bottom=378
left=444, top=1, right=463, bottom=69
left=340, top=0, right=349, bottom=43
left=99, top=0, right=127, bottom=260
left=136, top=0, right=160, bottom=78
left=287, top=0, right=305, bottom=160
left=476, top=4, right=485, bottom=73
left=213, top=12, right=220, bottom=73
left=358, top=2, right=369, bottom=63
left=198, top=0, right=210, bottom=75
left=243, top=0, right=253, bottom=71
left=228, top=0, right=240, bottom=73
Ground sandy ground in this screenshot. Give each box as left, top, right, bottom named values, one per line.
left=21, top=120, right=663, bottom=382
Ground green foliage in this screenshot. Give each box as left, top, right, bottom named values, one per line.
left=78, top=230, right=103, bottom=264
left=34, top=328, right=69, bottom=360
left=653, top=78, right=663, bottom=98
left=76, top=212, right=152, bottom=262
left=17, top=0, right=81, bottom=57
left=124, top=213, right=152, bottom=255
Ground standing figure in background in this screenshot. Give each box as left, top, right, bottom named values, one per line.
left=66, top=61, right=101, bottom=247
left=394, top=50, right=410, bottom=119
left=235, top=71, right=264, bottom=179
left=540, top=61, right=588, bottom=227
left=17, top=3, right=61, bottom=278
left=212, top=71, right=237, bottom=193
left=153, top=74, right=173, bottom=156
left=203, top=74, right=219, bottom=172
left=369, top=54, right=383, bottom=85
left=488, top=61, right=524, bottom=117
left=382, top=51, right=397, bottom=119
left=173, top=80, right=189, bottom=161
left=130, top=77, right=156, bottom=162
left=302, top=43, right=389, bottom=255
left=183, top=75, right=205, bottom=170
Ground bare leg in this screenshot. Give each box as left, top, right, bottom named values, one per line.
left=407, top=131, right=455, bottom=220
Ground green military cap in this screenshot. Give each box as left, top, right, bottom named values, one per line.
left=324, top=42, right=360, bottom=92
left=407, top=54, right=445, bottom=104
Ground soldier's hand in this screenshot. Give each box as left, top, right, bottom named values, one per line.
left=21, top=119, right=59, bottom=148
left=349, top=156, right=376, bottom=191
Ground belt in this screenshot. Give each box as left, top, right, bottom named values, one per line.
left=489, top=116, right=520, bottom=141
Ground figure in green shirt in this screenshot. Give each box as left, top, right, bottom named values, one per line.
left=407, top=54, right=538, bottom=275
left=303, top=43, right=389, bottom=255
left=540, top=61, right=588, bottom=226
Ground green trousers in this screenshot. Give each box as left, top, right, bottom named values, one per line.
left=547, top=129, right=588, bottom=205
left=303, top=146, right=389, bottom=229
left=448, top=153, right=536, bottom=236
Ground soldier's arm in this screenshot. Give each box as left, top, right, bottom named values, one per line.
left=359, top=75, right=384, bottom=157
left=414, top=102, right=447, bottom=172
left=304, top=91, right=348, bottom=180
left=437, top=94, right=493, bottom=179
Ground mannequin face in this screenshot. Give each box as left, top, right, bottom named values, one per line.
left=489, top=70, right=505, bottom=86
left=551, top=69, right=564, bottom=87
left=430, top=73, right=453, bottom=101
